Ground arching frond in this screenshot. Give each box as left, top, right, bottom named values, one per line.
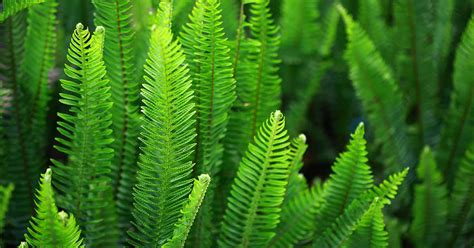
left=437, top=16, right=474, bottom=183
left=219, top=111, right=290, bottom=247
left=410, top=147, right=448, bottom=247
left=284, top=134, right=308, bottom=205
left=180, top=0, right=236, bottom=245
left=315, top=123, right=373, bottom=235
left=346, top=202, right=388, bottom=248
left=52, top=24, right=118, bottom=246
left=92, top=0, right=141, bottom=231
left=0, top=0, right=44, bottom=22
left=0, top=184, right=14, bottom=236
left=128, top=3, right=196, bottom=245
left=163, top=174, right=211, bottom=248
left=24, top=168, right=83, bottom=247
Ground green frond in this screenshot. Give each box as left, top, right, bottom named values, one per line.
left=128, top=3, right=196, bottom=245
left=410, top=147, right=448, bottom=247
left=0, top=184, right=14, bottom=236
left=0, top=0, right=44, bottom=22
left=339, top=6, right=415, bottom=175
left=315, top=123, right=373, bottom=235
left=24, top=168, right=83, bottom=247
left=92, top=0, right=141, bottom=231
left=284, top=134, right=308, bottom=204
left=52, top=24, right=118, bottom=246
left=220, top=0, right=238, bottom=38
left=163, top=174, right=211, bottom=248
left=447, top=142, right=474, bottom=247
left=269, top=185, right=323, bottom=247
left=180, top=0, right=236, bottom=245
left=219, top=111, right=290, bottom=247
left=346, top=202, right=388, bottom=248
left=318, top=2, right=340, bottom=57
left=437, top=16, right=474, bottom=183
left=313, top=168, right=408, bottom=248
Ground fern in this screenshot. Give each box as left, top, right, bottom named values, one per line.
left=163, top=174, right=211, bottom=248
left=128, top=3, right=196, bottom=245
left=437, top=16, right=474, bottom=182
left=346, top=201, right=389, bottom=248
left=284, top=134, right=308, bottom=204
left=219, top=111, right=290, bottom=247
left=0, top=184, right=14, bottom=236
left=269, top=184, right=323, bottom=247
left=315, top=123, right=373, bottom=235
left=180, top=0, right=236, bottom=245
left=52, top=24, right=118, bottom=246
left=410, top=147, right=448, bottom=247
left=92, top=0, right=141, bottom=231
left=0, top=0, right=44, bottom=22
left=313, top=168, right=409, bottom=247
left=339, top=5, right=415, bottom=175
left=24, top=168, right=83, bottom=247
left=447, top=142, right=474, bottom=247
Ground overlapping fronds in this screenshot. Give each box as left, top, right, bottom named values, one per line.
left=180, top=0, right=236, bottom=245
left=92, top=0, right=141, bottom=230
left=339, top=6, right=415, bottom=174
left=346, top=202, right=388, bottom=248
left=163, top=174, right=211, bottom=248
left=313, top=168, right=408, bottom=247
left=128, top=3, right=196, bottom=245
left=0, top=0, right=44, bottom=22
left=437, top=17, right=474, bottom=182
left=52, top=24, right=118, bottom=246
left=0, top=184, right=14, bottom=236
left=269, top=185, right=323, bottom=247
left=410, top=147, right=448, bottom=247
left=315, top=123, right=373, bottom=234
left=24, top=168, right=83, bottom=247
left=219, top=111, right=290, bottom=247
left=447, top=143, right=474, bottom=247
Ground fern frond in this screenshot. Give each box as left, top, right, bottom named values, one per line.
left=269, top=185, right=323, bottom=247
left=346, top=202, right=389, bottom=248
left=437, top=16, right=474, bottom=182
left=0, top=0, right=44, bottom=22
left=315, top=123, right=373, bottom=235
left=339, top=6, right=415, bottom=175
left=410, top=147, right=448, bottom=247
left=313, top=168, right=408, bottom=248
left=284, top=134, right=308, bottom=204
left=24, top=168, right=83, bottom=247
left=128, top=3, right=196, bottom=245
left=447, top=142, right=474, bottom=247
left=180, top=0, right=236, bottom=245
left=92, top=0, right=141, bottom=231
left=219, top=111, right=290, bottom=247
left=0, top=184, right=14, bottom=236
left=52, top=24, right=118, bottom=246
left=163, top=174, right=211, bottom=248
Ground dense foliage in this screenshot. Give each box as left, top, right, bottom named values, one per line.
left=0, top=0, right=473, bottom=247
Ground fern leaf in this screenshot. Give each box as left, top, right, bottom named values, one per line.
left=269, top=185, right=323, bottom=247
left=346, top=202, right=389, bottom=248
left=315, top=123, right=373, bottom=235
left=92, top=0, right=141, bottom=231
left=219, top=111, right=290, bottom=247
left=52, top=24, right=118, bottom=246
left=24, top=168, right=83, bottom=247
left=339, top=5, right=415, bottom=175
left=180, top=0, right=236, bottom=245
left=163, top=174, right=211, bottom=248
left=0, top=0, right=44, bottom=22
left=283, top=134, right=308, bottom=204
left=128, top=3, right=196, bottom=245
left=0, top=184, right=14, bottom=236
left=313, top=168, right=408, bottom=248
left=447, top=142, right=474, bottom=247
left=437, top=16, right=474, bottom=182
left=410, top=147, right=448, bottom=247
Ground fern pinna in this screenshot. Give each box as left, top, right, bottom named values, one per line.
left=128, top=2, right=196, bottom=246
left=180, top=0, right=236, bottom=245
left=52, top=24, right=118, bottom=246
left=92, top=0, right=141, bottom=231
